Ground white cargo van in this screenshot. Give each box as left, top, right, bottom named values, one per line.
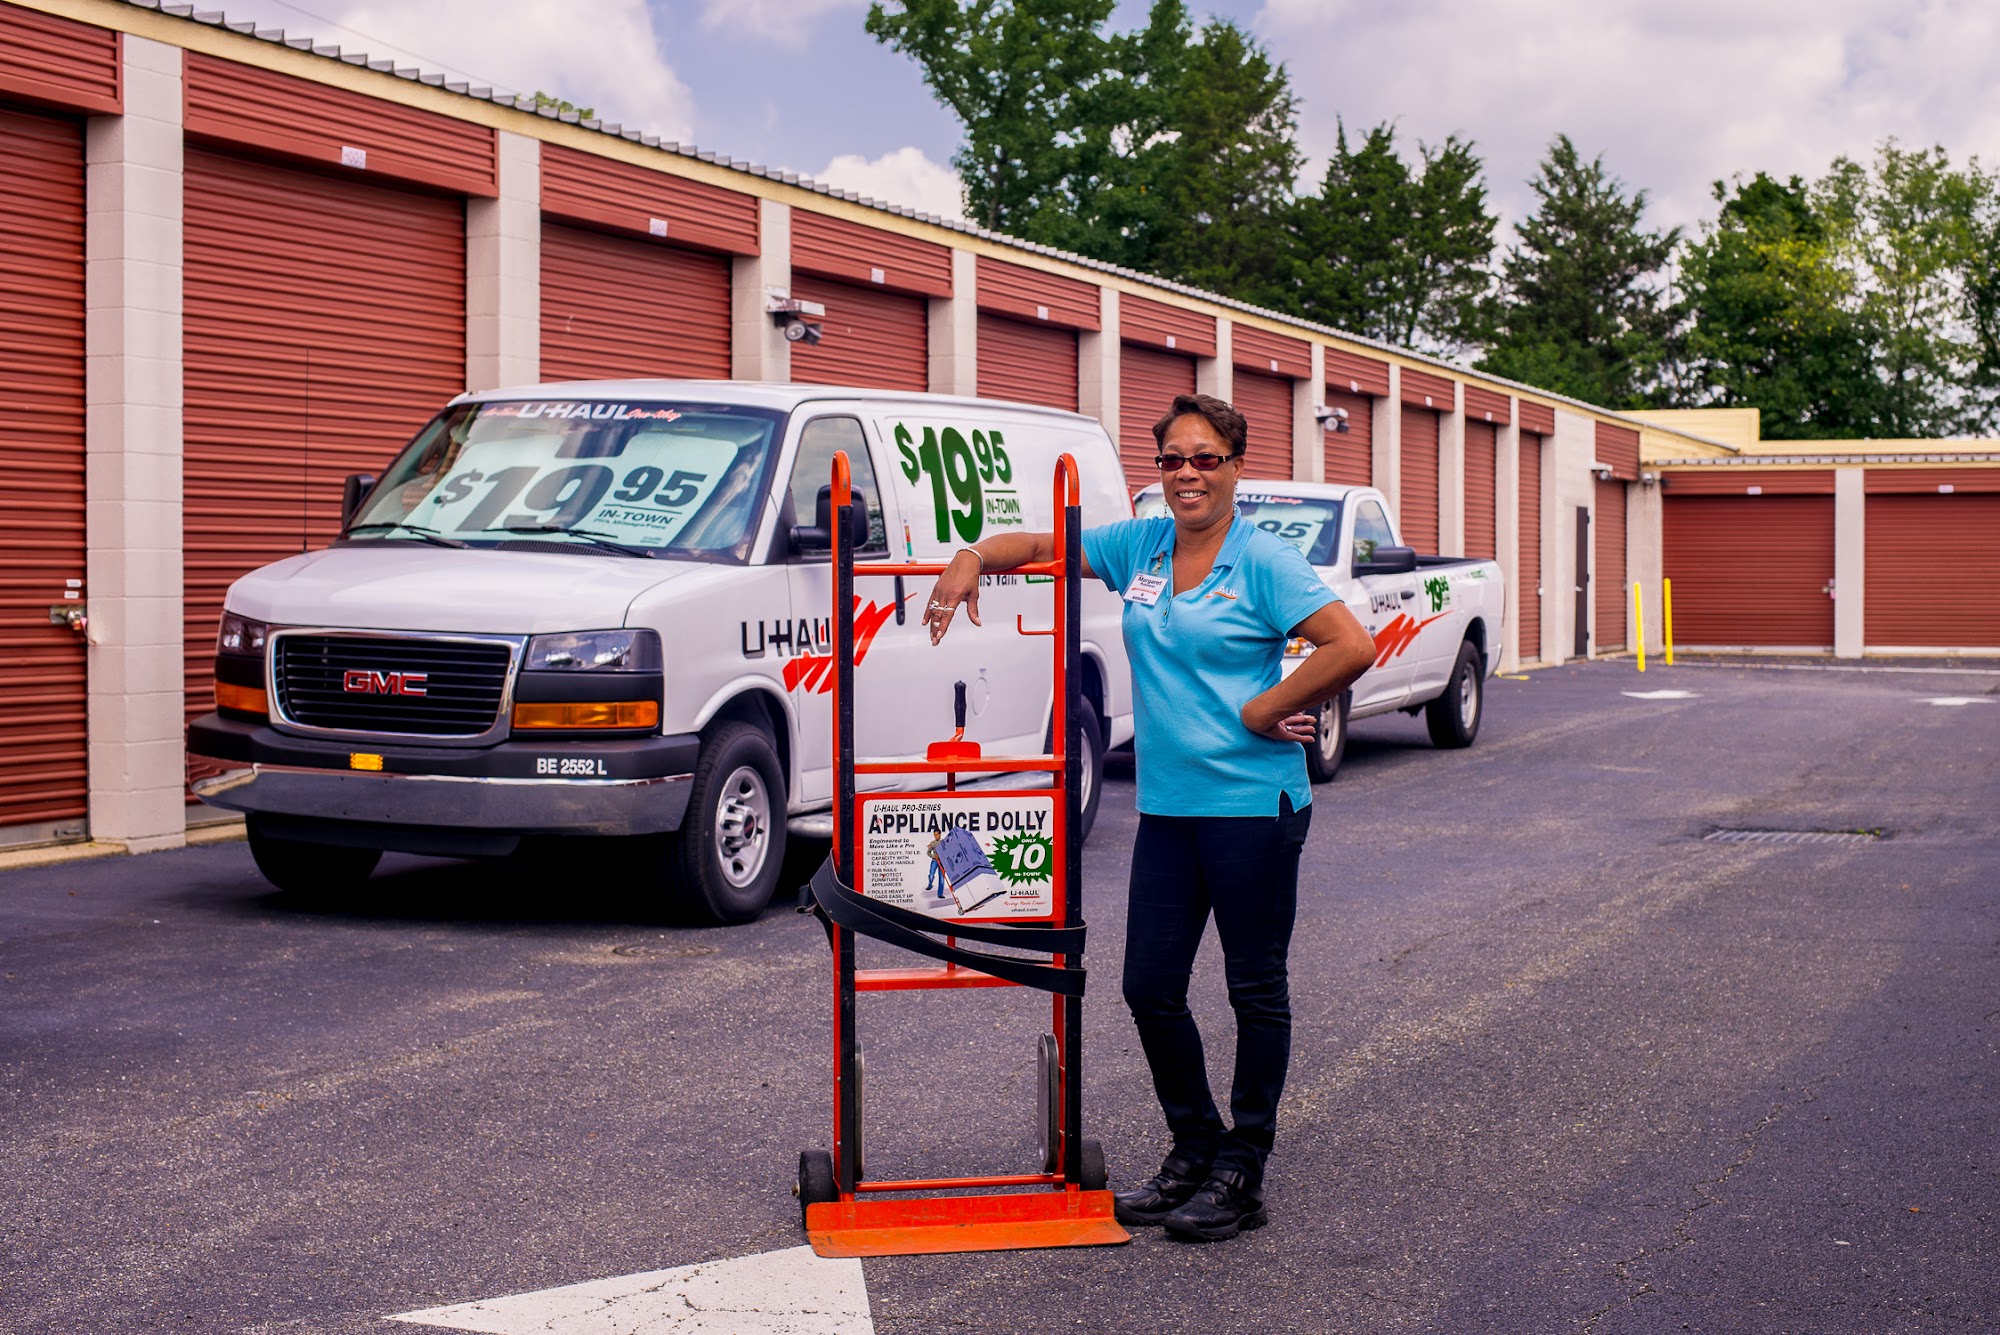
left=188, top=382, right=1134, bottom=922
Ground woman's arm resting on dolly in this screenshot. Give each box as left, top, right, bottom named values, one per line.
left=922, top=533, right=1095, bottom=646
left=1241, top=602, right=1377, bottom=742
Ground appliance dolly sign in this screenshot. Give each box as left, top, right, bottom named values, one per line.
left=858, top=791, right=1057, bottom=920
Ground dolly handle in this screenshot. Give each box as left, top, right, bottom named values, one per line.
left=954, top=680, right=967, bottom=731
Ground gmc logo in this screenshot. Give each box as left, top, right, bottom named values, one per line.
left=342, top=669, right=428, bottom=697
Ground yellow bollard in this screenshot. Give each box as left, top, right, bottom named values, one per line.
left=1633, top=580, right=1646, bottom=672
left=1662, top=577, right=1675, bottom=666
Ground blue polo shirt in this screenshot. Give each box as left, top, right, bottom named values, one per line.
left=1084, top=515, right=1336, bottom=817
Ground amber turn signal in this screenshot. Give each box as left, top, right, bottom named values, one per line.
left=511, top=700, right=659, bottom=730
left=215, top=681, right=269, bottom=716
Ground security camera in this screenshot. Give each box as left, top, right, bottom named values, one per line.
left=781, top=316, right=822, bottom=344
left=1313, top=404, right=1350, bottom=433
left=1590, top=462, right=1615, bottom=480
left=767, top=294, right=828, bottom=346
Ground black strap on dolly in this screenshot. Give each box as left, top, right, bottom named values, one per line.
left=801, top=857, right=1086, bottom=997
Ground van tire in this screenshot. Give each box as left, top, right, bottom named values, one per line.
left=246, top=815, right=382, bottom=898
left=676, top=721, right=788, bottom=924
left=1304, top=691, right=1350, bottom=784
left=1425, top=640, right=1483, bottom=749
left=1049, top=696, right=1105, bottom=843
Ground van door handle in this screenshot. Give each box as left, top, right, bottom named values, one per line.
left=1399, top=589, right=1414, bottom=600
left=894, top=576, right=906, bottom=624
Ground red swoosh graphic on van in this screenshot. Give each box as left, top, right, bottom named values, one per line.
left=784, top=596, right=906, bottom=694
left=1372, top=612, right=1448, bottom=667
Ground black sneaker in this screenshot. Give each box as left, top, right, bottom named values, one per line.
left=1112, top=1153, right=1209, bottom=1226
left=1161, top=1168, right=1268, bottom=1241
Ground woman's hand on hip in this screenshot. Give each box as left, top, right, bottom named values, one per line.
left=923, top=550, right=983, bottom=645
left=1242, top=694, right=1316, bottom=744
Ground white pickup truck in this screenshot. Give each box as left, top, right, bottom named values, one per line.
left=1134, top=480, right=1504, bottom=781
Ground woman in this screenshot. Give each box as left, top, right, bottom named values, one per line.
left=924, top=393, right=1377, bottom=1241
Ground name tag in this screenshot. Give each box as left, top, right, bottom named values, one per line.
left=1124, top=572, right=1168, bottom=606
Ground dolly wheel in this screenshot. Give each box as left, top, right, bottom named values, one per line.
left=1080, top=1139, right=1108, bottom=1192
left=797, top=1150, right=836, bottom=1230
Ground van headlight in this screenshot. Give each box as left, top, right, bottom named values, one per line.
left=524, top=629, right=662, bottom=672
left=217, top=612, right=270, bottom=656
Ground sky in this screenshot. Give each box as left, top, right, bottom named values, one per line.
left=219, top=0, right=1999, bottom=245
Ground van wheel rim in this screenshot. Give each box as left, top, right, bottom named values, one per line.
left=714, top=765, right=772, bottom=888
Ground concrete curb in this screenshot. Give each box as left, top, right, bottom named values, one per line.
left=0, top=821, right=245, bottom=873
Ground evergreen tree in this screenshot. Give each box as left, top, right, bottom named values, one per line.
left=1478, top=135, right=1680, bottom=407
left=1287, top=121, right=1494, bottom=355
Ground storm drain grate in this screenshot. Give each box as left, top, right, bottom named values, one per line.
left=1704, top=828, right=1883, bottom=846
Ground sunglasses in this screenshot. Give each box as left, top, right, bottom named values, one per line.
left=1153, top=451, right=1238, bottom=472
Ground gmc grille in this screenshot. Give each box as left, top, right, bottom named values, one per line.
left=273, top=634, right=515, bottom=738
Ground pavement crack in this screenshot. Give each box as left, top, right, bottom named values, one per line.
left=1578, top=1058, right=1852, bottom=1334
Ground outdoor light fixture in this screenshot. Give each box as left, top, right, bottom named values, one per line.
left=1314, top=404, right=1350, bottom=434
left=767, top=293, right=826, bottom=345
left=1590, top=462, right=1616, bottom=480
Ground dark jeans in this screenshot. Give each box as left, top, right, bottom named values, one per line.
left=1121, top=794, right=1311, bottom=1187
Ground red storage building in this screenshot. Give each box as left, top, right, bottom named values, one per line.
left=539, top=144, right=747, bottom=382
left=790, top=208, right=950, bottom=391
left=1323, top=348, right=1387, bottom=487
left=1594, top=478, right=1628, bottom=651
left=1663, top=471, right=1837, bottom=649
left=1398, top=367, right=1452, bottom=553
left=977, top=256, right=1096, bottom=412
left=180, top=56, right=481, bottom=725
left=1118, top=293, right=1212, bottom=494
left=1232, top=324, right=1308, bottom=481
left=1863, top=470, right=2000, bottom=649
left=1518, top=431, right=1544, bottom=660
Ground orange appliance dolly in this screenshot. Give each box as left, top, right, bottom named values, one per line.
left=795, top=450, right=1129, bottom=1258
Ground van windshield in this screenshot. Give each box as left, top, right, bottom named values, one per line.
left=347, top=399, right=787, bottom=562
left=1134, top=491, right=1344, bottom=566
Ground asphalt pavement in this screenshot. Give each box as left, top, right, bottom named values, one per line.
left=2, top=658, right=1995, bottom=1333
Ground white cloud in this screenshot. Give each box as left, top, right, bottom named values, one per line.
left=813, top=146, right=967, bottom=222
left=701, top=0, right=866, bottom=48
left=1255, top=0, right=2000, bottom=238
left=260, top=0, right=696, bottom=142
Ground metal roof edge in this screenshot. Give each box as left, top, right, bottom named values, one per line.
left=1653, top=453, right=2000, bottom=467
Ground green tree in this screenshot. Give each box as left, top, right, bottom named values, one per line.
left=1812, top=140, right=1998, bottom=436
left=1478, top=134, right=1681, bottom=407
left=1677, top=173, right=1882, bottom=438
left=1286, top=120, right=1495, bottom=356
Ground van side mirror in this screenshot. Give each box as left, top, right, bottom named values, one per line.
left=341, top=472, right=377, bottom=527
left=1355, top=545, right=1418, bottom=576
left=790, top=484, right=868, bottom=554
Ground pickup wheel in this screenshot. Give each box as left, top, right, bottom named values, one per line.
left=675, top=722, right=788, bottom=924
left=1304, top=691, right=1350, bottom=784
left=1425, top=640, right=1484, bottom=749
left=246, top=815, right=382, bottom=898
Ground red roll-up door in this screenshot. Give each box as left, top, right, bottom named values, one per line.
left=1518, top=433, right=1543, bottom=660
left=1864, top=491, right=2000, bottom=648
left=184, top=148, right=466, bottom=724
left=540, top=221, right=730, bottom=381
left=0, top=107, right=86, bottom=831
left=790, top=274, right=928, bottom=391
left=1322, top=389, right=1372, bottom=486
left=978, top=314, right=1077, bottom=411
left=1664, top=495, right=1836, bottom=648
left=1120, top=343, right=1195, bottom=495
left=1594, top=478, right=1627, bottom=651
left=1232, top=370, right=1293, bottom=481
left=1465, top=420, right=1497, bottom=560
left=1400, top=407, right=1440, bottom=552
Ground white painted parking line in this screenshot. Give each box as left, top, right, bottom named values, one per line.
left=390, top=1246, right=872, bottom=1334
left=1917, top=696, right=1992, bottom=707
left=1622, top=690, right=1700, bottom=700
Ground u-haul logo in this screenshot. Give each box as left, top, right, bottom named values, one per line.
left=342, top=669, right=428, bottom=697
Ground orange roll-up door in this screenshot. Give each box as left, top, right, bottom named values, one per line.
left=0, top=107, right=87, bottom=830
left=1400, top=408, right=1440, bottom=552
left=1232, top=370, right=1293, bottom=481
left=1119, top=343, right=1196, bottom=496
left=978, top=314, right=1078, bottom=411
left=1663, top=478, right=1836, bottom=648
left=540, top=221, right=731, bottom=381
left=183, top=148, right=466, bottom=725
left=1594, top=478, right=1627, bottom=651
left=790, top=274, right=928, bottom=391
left=1518, top=433, right=1543, bottom=659
left=1322, top=390, right=1372, bottom=487
left=1465, top=420, right=1497, bottom=560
